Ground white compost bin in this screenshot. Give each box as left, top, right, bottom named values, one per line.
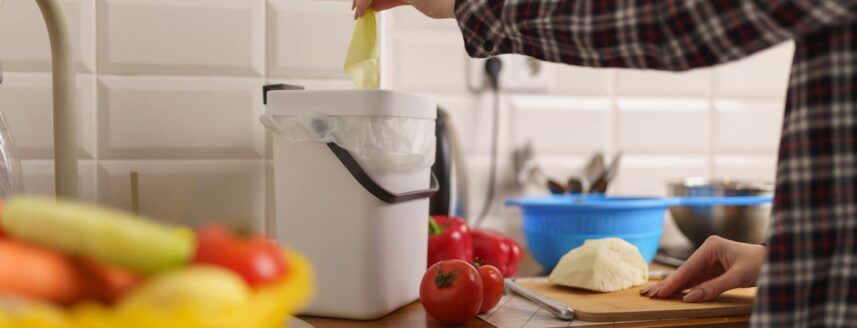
left=261, top=84, right=437, bottom=320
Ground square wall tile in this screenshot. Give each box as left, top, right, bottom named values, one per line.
left=550, top=65, right=612, bottom=96
left=98, top=160, right=265, bottom=230
left=0, top=73, right=96, bottom=159
left=98, top=76, right=264, bottom=159
left=713, top=155, right=777, bottom=183
left=0, top=0, right=94, bottom=72
left=714, top=99, right=783, bottom=153
left=611, top=155, right=709, bottom=196
left=511, top=95, right=611, bottom=154
left=392, top=32, right=468, bottom=92
left=434, top=93, right=513, bottom=155
left=97, top=0, right=264, bottom=76
left=21, top=160, right=97, bottom=202
left=616, top=97, right=710, bottom=153
left=464, top=155, right=526, bottom=243
left=714, top=41, right=794, bottom=98
left=267, top=0, right=352, bottom=79
left=615, top=68, right=711, bottom=97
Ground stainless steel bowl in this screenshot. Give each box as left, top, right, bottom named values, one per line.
left=668, top=177, right=774, bottom=247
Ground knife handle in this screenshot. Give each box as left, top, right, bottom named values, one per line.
left=505, top=279, right=575, bottom=321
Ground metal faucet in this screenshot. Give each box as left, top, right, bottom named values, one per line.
left=0, top=0, right=79, bottom=199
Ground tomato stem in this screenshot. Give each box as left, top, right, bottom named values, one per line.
left=434, top=264, right=460, bottom=288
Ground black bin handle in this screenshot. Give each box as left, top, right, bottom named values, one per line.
left=327, top=143, right=439, bottom=204
left=263, top=84, right=438, bottom=204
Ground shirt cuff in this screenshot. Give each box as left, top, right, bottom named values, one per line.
left=454, top=0, right=507, bottom=58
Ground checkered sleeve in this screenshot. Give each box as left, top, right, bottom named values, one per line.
left=454, top=0, right=857, bottom=71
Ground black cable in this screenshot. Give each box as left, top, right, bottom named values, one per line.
left=473, top=58, right=502, bottom=228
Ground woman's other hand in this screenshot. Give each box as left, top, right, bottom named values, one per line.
left=641, top=236, right=765, bottom=302
left=353, top=0, right=455, bottom=19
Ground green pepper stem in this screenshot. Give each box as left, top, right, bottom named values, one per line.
left=428, top=217, right=444, bottom=236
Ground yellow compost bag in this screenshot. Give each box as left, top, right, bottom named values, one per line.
left=344, top=8, right=379, bottom=89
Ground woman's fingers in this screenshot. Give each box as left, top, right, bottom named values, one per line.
left=681, top=267, right=750, bottom=302
left=639, top=283, right=662, bottom=297
left=372, top=0, right=408, bottom=11
left=354, top=0, right=371, bottom=18
left=354, top=0, right=407, bottom=18
left=651, top=242, right=715, bottom=298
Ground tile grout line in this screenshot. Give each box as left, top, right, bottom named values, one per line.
left=91, top=0, right=100, bottom=202
left=520, top=305, right=540, bottom=328
left=262, top=0, right=273, bottom=236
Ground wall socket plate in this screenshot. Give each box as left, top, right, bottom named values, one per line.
left=468, top=55, right=553, bottom=92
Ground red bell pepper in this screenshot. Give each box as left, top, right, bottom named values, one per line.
left=472, top=229, right=522, bottom=277
left=427, top=215, right=473, bottom=268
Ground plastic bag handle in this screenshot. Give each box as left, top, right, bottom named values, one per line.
left=327, top=142, right=439, bottom=204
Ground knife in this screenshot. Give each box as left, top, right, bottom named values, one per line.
left=505, top=279, right=576, bottom=321
left=505, top=271, right=676, bottom=321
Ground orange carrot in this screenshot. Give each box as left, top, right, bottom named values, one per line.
left=0, top=239, right=82, bottom=304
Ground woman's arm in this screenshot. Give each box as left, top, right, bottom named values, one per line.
left=456, top=0, right=857, bottom=71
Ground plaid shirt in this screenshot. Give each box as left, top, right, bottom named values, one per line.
left=454, top=0, right=857, bottom=326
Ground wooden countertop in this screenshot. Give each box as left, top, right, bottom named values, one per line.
left=300, top=253, right=750, bottom=327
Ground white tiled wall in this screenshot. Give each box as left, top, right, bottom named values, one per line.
left=0, top=0, right=357, bottom=232
left=0, top=1, right=792, bottom=248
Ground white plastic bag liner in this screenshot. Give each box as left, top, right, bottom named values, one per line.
left=261, top=113, right=436, bottom=173
left=264, top=88, right=437, bottom=319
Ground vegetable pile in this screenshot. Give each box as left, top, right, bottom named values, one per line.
left=428, top=215, right=522, bottom=277
left=423, top=215, right=520, bottom=324
left=419, top=260, right=504, bottom=325
left=0, top=196, right=311, bottom=328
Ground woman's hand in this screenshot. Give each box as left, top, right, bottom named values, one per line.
left=353, top=0, right=455, bottom=19
left=641, top=236, right=765, bottom=302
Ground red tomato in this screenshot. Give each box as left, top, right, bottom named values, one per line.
left=420, top=260, right=483, bottom=325
left=477, top=264, right=504, bottom=314
left=192, top=225, right=288, bottom=287
left=76, top=257, right=140, bottom=304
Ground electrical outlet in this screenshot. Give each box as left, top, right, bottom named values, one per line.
left=468, top=55, right=552, bottom=92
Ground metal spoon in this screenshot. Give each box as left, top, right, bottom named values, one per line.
left=588, top=177, right=609, bottom=194
left=566, top=178, right=583, bottom=194
left=547, top=179, right=566, bottom=195
left=582, top=152, right=605, bottom=188
left=588, top=152, right=622, bottom=194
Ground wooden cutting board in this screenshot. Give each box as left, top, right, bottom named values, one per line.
left=517, top=279, right=756, bottom=322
